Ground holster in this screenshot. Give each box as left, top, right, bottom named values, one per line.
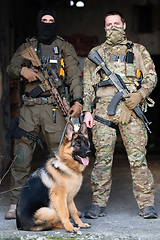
left=5, top=116, right=43, bottom=149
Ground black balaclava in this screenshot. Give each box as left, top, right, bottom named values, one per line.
left=37, top=8, right=57, bottom=45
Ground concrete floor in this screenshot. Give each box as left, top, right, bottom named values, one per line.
left=0, top=142, right=160, bottom=239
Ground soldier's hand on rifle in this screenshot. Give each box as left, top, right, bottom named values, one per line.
left=124, top=92, right=143, bottom=110
left=69, top=101, right=82, bottom=118
left=21, top=67, right=42, bottom=82
left=119, top=103, right=137, bottom=124
left=119, top=104, right=133, bottom=124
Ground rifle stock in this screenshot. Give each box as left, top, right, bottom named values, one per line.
left=20, top=46, right=70, bottom=117
left=88, top=50, right=152, bottom=133
left=20, top=46, right=41, bottom=67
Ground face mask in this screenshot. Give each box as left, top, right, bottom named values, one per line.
left=37, top=8, right=57, bottom=45
left=106, top=26, right=126, bottom=45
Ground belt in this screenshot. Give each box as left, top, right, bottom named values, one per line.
left=22, top=95, right=55, bottom=106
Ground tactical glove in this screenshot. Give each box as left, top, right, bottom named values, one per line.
left=119, top=103, right=137, bottom=124
left=119, top=104, right=133, bottom=124
left=21, top=67, right=42, bottom=82
left=69, top=101, right=82, bottom=118
left=124, top=92, right=143, bottom=110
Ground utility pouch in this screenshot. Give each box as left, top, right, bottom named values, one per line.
left=60, top=59, right=65, bottom=77
left=125, top=45, right=135, bottom=77
left=110, top=54, right=118, bottom=62
left=5, top=117, right=21, bottom=141
left=125, top=63, right=135, bottom=77
left=22, top=95, right=36, bottom=106
left=50, top=57, right=58, bottom=71
left=126, top=51, right=134, bottom=64
left=119, top=53, right=126, bottom=62
left=134, top=69, right=142, bottom=90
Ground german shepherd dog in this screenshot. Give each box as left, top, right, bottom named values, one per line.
left=16, top=122, right=91, bottom=233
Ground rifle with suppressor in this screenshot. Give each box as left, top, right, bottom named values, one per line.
left=20, top=46, right=70, bottom=117
left=88, top=50, right=152, bottom=133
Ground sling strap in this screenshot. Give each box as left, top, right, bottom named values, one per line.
left=94, top=115, right=118, bottom=132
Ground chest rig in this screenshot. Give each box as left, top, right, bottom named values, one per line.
left=92, top=42, right=143, bottom=102
left=105, top=42, right=142, bottom=89
left=35, top=41, right=66, bottom=90
left=90, top=42, right=154, bottom=131
left=110, top=42, right=134, bottom=63
left=91, top=43, right=139, bottom=116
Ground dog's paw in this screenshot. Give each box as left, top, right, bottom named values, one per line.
left=67, top=226, right=79, bottom=233
left=79, top=222, right=91, bottom=229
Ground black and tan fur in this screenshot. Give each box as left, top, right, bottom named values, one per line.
left=16, top=122, right=91, bottom=233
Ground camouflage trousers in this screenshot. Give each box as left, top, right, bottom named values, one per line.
left=91, top=101, right=154, bottom=210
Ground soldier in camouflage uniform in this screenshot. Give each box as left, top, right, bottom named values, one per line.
left=83, top=11, right=157, bottom=219
left=5, top=8, right=83, bottom=219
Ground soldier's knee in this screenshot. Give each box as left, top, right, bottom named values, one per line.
left=14, top=141, right=33, bottom=167
left=14, top=147, right=26, bottom=165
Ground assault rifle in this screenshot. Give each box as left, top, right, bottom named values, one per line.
left=20, top=46, right=70, bottom=117
left=88, top=50, right=152, bottom=133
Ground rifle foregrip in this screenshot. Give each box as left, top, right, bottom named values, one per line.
left=51, top=89, right=68, bottom=117
left=107, top=92, right=123, bottom=115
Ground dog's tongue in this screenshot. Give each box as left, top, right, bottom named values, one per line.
left=77, top=156, right=89, bottom=166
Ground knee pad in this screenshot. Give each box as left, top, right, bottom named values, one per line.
left=14, top=138, right=36, bottom=166
left=15, top=147, right=26, bottom=165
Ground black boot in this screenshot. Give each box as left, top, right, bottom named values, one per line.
left=139, top=206, right=157, bottom=219
left=84, top=205, right=106, bottom=219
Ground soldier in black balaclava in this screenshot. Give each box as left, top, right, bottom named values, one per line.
left=5, top=8, right=83, bottom=219
left=37, top=8, right=57, bottom=45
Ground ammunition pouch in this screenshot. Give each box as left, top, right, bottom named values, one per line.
left=5, top=116, right=43, bottom=149
left=50, top=69, right=63, bottom=88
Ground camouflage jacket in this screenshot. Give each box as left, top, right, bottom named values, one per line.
left=83, top=39, right=157, bottom=113
left=7, top=36, right=82, bottom=101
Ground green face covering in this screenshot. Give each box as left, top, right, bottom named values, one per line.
left=106, top=26, right=126, bottom=45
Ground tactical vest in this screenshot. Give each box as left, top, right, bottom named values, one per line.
left=36, top=38, right=66, bottom=89
left=91, top=41, right=154, bottom=112
left=92, top=41, right=143, bottom=94
left=24, top=37, right=69, bottom=100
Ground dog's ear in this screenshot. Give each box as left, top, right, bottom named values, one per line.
left=79, top=122, right=88, bottom=139
left=65, top=122, right=74, bottom=141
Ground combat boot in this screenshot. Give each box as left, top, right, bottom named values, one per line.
left=5, top=204, right=16, bottom=220
left=139, top=206, right=157, bottom=219
left=84, top=204, right=106, bottom=219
